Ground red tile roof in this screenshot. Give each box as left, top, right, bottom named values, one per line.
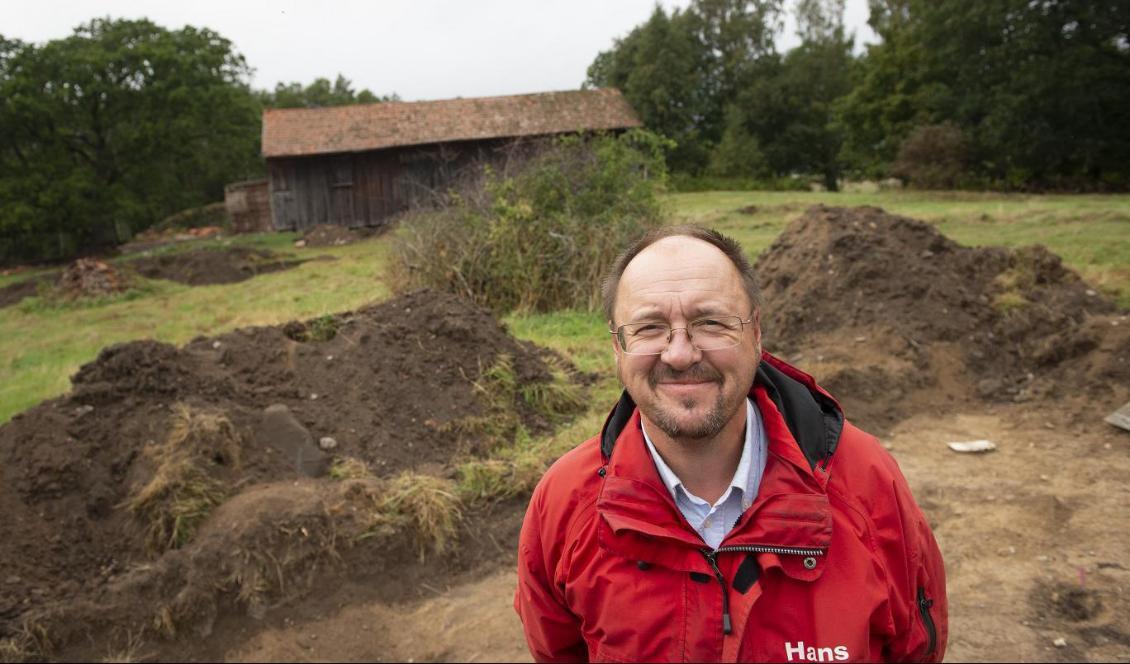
left=261, top=88, right=642, bottom=158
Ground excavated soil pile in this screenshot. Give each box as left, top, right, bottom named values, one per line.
left=756, top=205, right=1129, bottom=430
left=300, top=224, right=369, bottom=247
left=57, top=259, right=129, bottom=299
left=128, top=247, right=302, bottom=285
left=0, top=290, right=582, bottom=659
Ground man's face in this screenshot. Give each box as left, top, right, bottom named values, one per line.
left=612, top=236, right=761, bottom=441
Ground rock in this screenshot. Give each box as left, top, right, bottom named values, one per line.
left=1053, top=638, right=1067, bottom=648
left=947, top=439, right=997, bottom=453
left=256, top=404, right=329, bottom=477
left=1104, top=401, right=1130, bottom=432
left=318, top=436, right=338, bottom=451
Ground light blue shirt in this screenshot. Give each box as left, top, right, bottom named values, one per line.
left=642, top=398, right=767, bottom=550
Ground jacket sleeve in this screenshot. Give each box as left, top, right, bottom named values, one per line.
left=875, top=453, right=949, bottom=663
left=514, top=484, right=588, bottom=663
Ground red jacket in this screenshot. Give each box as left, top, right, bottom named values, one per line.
left=515, top=354, right=947, bottom=663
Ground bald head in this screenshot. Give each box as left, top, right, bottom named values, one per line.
left=601, top=225, right=760, bottom=326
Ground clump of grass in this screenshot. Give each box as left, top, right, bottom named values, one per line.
left=123, top=404, right=241, bottom=553
left=355, top=472, right=462, bottom=559
left=100, top=630, right=148, bottom=664
left=444, top=352, right=585, bottom=451
left=457, top=445, right=546, bottom=504
left=328, top=456, right=372, bottom=481
left=520, top=355, right=585, bottom=422
left=305, top=314, right=340, bottom=342
left=0, top=621, right=50, bottom=663
left=993, top=290, right=1029, bottom=312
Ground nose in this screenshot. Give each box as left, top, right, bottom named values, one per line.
left=659, top=327, right=701, bottom=370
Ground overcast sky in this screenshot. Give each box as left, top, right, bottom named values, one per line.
left=2, top=1, right=877, bottom=102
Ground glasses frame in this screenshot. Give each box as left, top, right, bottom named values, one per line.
left=609, top=314, right=756, bottom=356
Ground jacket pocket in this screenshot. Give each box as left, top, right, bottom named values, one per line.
left=917, top=586, right=937, bottom=659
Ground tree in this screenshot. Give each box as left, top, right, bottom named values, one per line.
left=714, top=0, right=854, bottom=188
left=586, top=0, right=783, bottom=173
left=259, top=74, right=397, bottom=108
left=837, top=0, right=1130, bottom=188
left=0, top=18, right=262, bottom=263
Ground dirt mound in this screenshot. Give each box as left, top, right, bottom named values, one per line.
left=128, top=247, right=303, bottom=285
left=57, top=258, right=130, bottom=299
left=0, top=290, right=584, bottom=659
left=756, top=205, right=1129, bottom=429
left=299, top=224, right=368, bottom=247
left=0, top=276, right=51, bottom=308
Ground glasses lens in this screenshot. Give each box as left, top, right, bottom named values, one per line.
left=619, top=322, right=669, bottom=355
left=690, top=316, right=744, bottom=350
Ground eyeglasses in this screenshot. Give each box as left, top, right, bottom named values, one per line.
left=610, top=315, right=755, bottom=355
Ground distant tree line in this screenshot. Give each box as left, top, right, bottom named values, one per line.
left=0, top=18, right=394, bottom=264
left=587, top=0, right=1130, bottom=191
left=2, top=5, right=1127, bottom=264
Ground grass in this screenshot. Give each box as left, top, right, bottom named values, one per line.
left=2, top=191, right=1127, bottom=427
left=123, top=404, right=242, bottom=553
left=1, top=233, right=391, bottom=422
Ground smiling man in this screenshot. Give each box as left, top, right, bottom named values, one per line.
left=515, top=226, right=948, bottom=663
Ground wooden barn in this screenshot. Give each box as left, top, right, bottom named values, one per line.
left=260, top=88, right=641, bottom=232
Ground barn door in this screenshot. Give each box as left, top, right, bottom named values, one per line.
left=330, top=155, right=354, bottom=226
left=268, top=162, right=298, bottom=231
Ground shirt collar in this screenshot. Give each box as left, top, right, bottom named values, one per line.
left=642, top=398, right=756, bottom=506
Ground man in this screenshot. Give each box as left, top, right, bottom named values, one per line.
left=515, top=225, right=947, bottom=662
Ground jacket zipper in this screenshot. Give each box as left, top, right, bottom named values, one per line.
left=699, top=546, right=826, bottom=637
left=917, top=587, right=937, bottom=658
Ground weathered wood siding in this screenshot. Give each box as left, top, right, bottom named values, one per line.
left=266, top=140, right=510, bottom=231
left=224, top=179, right=271, bottom=233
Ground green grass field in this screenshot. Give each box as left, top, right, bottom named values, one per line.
left=2, top=190, right=1127, bottom=424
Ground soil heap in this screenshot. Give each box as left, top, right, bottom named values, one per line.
left=0, top=290, right=584, bottom=659
left=300, top=224, right=367, bottom=247
left=756, top=205, right=1129, bottom=430
left=128, top=247, right=303, bottom=285
left=57, top=259, right=129, bottom=299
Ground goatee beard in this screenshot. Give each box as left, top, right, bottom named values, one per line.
left=646, top=363, right=729, bottom=440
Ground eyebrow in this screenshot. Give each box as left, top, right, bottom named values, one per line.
left=625, top=304, right=731, bottom=322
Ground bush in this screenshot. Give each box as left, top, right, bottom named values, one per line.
left=390, top=130, right=670, bottom=312
left=891, top=123, right=972, bottom=190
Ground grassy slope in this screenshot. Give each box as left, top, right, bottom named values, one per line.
left=2, top=191, right=1127, bottom=424
left=0, top=235, right=390, bottom=422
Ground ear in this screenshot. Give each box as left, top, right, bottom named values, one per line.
left=609, top=322, right=622, bottom=357
left=750, top=309, right=763, bottom=357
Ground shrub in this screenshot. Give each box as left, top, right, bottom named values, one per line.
left=389, top=130, right=670, bottom=313
left=891, top=123, right=971, bottom=190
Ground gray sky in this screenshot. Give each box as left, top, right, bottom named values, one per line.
left=2, top=1, right=877, bottom=102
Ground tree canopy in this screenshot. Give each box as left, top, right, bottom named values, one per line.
left=0, top=18, right=262, bottom=262
left=588, top=0, right=1130, bottom=190
left=0, top=19, right=399, bottom=264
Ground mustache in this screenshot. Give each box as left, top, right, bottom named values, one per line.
left=647, top=363, right=723, bottom=389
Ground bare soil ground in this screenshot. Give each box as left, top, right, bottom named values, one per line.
left=0, top=290, right=583, bottom=661
left=1, top=205, right=1127, bottom=662
left=128, top=247, right=305, bottom=285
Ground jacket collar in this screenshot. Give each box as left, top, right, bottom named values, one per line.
left=595, top=353, right=842, bottom=564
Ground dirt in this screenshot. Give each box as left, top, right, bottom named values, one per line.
left=300, top=224, right=372, bottom=248
left=57, top=258, right=130, bottom=299
left=127, top=247, right=304, bottom=286
left=0, top=276, right=51, bottom=308
left=0, top=290, right=583, bottom=661
left=3, top=205, right=1128, bottom=662
left=756, top=205, right=1129, bottom=433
